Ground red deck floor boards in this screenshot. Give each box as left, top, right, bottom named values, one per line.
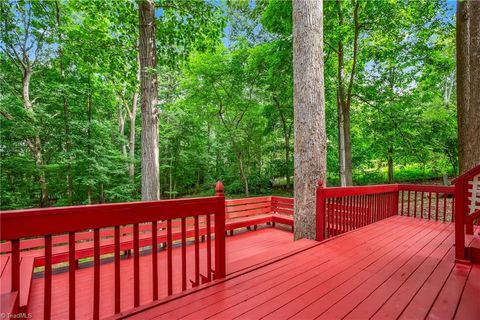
left=25, top=217, right=480, bottom=319
left=121, top=216, right=479, bottom=320
left=27, top=227, right=315, bottom=319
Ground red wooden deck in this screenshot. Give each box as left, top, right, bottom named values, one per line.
left=27, top=227, right=315, bottom=319
left=118, top=216, right=480, bottom=320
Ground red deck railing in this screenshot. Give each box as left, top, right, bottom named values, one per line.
left=316, top=181, right=398, bottom=241
left=316, top=182, right=459, bottom=242
left=0, top=182, right=226, bottom=319
left=398, top=184, right=455, bottom=222
left=453, top=164, right=480, bottom=261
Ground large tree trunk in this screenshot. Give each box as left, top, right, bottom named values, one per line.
left=139, top=0, right=160, bottom=200
left=293, top=0, right=327, bottom=240
left=456, top=0, right=480, bottom=173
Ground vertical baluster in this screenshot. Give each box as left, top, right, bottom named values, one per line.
left=338, top=197, right=343, bottom=234
left=93, top=229, right=100, bottom=320
left=443, top=193, right=447, bottom=222
left=114, top=226, right=120, bottom=314
left=420, top=192, right=424, bottom=219
left=353, top=196, right=357, bottom=229
left=152, top=221, right=158, bottom=301
left=401, top=190, right=405, bottom=215
left=206, top=214, right=212, bottom=281
left=181, top=217, right=187, bottom=291
left=349, top=196, right=354, bottom=229
left=330, top=198, right=334, bottom=236
left=45, top=235, right=52, bottom=319
left=428, top=192, right=432, bottom=220
left=194, top=215, right=200, bottom=286
left=435, top=192, right=439, bottom=221
left=413, top=192, right=417, bottom=218
left=363, top=195, right=367, bottom=226
left=133, top=224, right=140, bottom=307
left=69, top=232, right=76, bottom=320
left=407, top=191, right=411, bottom=217
left=452, top=196, right=455, bottom=222
left=335, top=198, right=339, bottom=236
left=11, top=240, right=20, bottom=313
left=167, top=219, right=173, bottom=295
left=362, top=195, right=366, bottom=226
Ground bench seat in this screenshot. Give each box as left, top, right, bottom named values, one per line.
left=0, top=255, right=35, bottom=312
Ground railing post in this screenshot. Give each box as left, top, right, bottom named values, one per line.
left=455, top=180, right=466, bottom=261
left=214, top=181, right=226, bottom=278
left=394, top=185, right=400, bottom=216
left=316, top=180, right=325, bottom=241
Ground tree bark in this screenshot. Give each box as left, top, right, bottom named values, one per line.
left=293, top=0, right=327, bottom=240
left=139, top=0, right=160, bottom=200
left=456, top=0, right=480, bottom=173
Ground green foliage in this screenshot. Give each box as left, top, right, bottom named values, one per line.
left=0, top=0, right=459, bottom=209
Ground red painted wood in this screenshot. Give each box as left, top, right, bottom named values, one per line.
left=0, top=196, right=224, bottom=241
left=93, top=228, right=100, bottom=320
left=194, top=216, right=200, bottom=287
left=151, top=221, right=158, bottom=301
left=206, top=214, right=212, bottom=281
left=454, top=264, right=480, bottom=319
left=167, top=219, right=173, bottom=295
left=68, top=232, right=75, bottom=320
left=114, top=226, right=120, bottom=314
left=181, top=217, right=187, bottom=291
left=116, top=217, right=480, bottom=320
left=44, top=235, right=52, bottom=319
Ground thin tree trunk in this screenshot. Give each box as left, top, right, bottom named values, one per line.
left=273, top=96, right=292, bottom=188
left=236, top=151, right=249, bottom=197
left=22, top=66, right=48, bottom=207
left=456, top=0, right=480, bottom=173
left=293, top=0, right=327, bottom=240
left=336, top=0, right=358, bottom=186
left=55, top=0, right=73, bottom=204
left=118, top=107, right=127, bottom=157
left=387, top=145, right=394, bottom=183
left=139, top=0, right=160, bottom=200
left=128, top=92, right=138, bottom=180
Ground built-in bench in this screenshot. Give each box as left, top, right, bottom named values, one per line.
left=0, top=255, right=34, bottom=313
left=0, top=196, right=294, bottom=312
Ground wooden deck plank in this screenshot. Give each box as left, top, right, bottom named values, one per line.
left=235, top=219, right=439, bottom=320
left=27, top=228, right=314, bottom=319
left=454, top=264, right=480, bottom=320
left=132, top=216, right=407, bottom=320
left=152, top=218, right=431, bottom=320
left=281, top=220, right=450, bottom=320
left=24, top=216, right=480, bottom=320
left=426, top=263, right=471, bottom=320
left=334, top=224, right=452, bottom=320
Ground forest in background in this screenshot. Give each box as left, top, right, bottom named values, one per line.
left=0, top=0, right=458, bottom=209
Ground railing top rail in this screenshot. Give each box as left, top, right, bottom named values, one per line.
left=397, top=184, right=454, bottom=193
left=452, top=164, right=480, bottom=184
left=0, top=196, right=224, bottom=241
left=319, top=184, right=398, bottom=197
